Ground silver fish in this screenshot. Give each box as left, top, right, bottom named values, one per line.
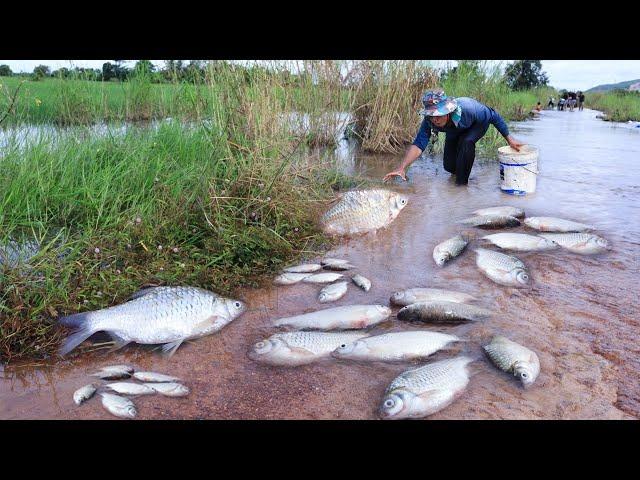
left=132, top=371, right=181, bottom=383
left=90, top=365, right=134, bottom=380
left=73, top=384, right=97, bottom=405
left=433, top=234, right=468, bottom=266
left=283, top=263, right=322, bottom=273
left=397, top=301, right=492, bottom=323
left=523, top=216, right=592, bottom=232
left=321, top=258, right=350, bottom=266
left=472, top=206, right=525, bottom=218
left=58, top=286, right=247, bottom=357
left=273, top=272, right=311, bottom=285
left=273, top=304, right=391, bottom=330
left=99, top=392, right=137, bottom=419
left=459, top=214, right=521, bottom=229
left=538, top=233, right=610, bottom=254
left=321, top=258, right=355, bottom=271
left=379, top=356, right=474, bottom=419
left=390, top=288, right=477, bottom=306
left=332, top=331, right=459, bottom=362
left=105, top=382, right=156, bottom=396
left=475, top=248, right=530, bottom=287
left=321, top=189, right=408, bottom=236
left=483, top=336, right=540, bottom=387
left=351, top=274, right=371, bottom=292
left=144, top=382, right=189, bottom=397
left=302, top=272, right=344, bottom=284
left=318, top=281, right=349, bottom=303
left=249, top=331, right=369, bottom=366
left=482, top=233, right=557, bottom=252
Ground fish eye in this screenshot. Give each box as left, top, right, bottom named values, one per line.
left=521, top=372, right=528, bottom=378
left=340, top=344, right=346, bottom=348
left=384, top=399, right=395, bottom=408
left=255, top=342, right=265, bottom=349
left=234, top=302, right=242, bottom=308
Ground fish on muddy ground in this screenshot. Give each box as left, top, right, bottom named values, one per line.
left=483, top=336, right=540, bottom=388
left=390, top=288, right=477, bottom=306
left=248, top=331, right=369, bottom=366
left=273, top=273, right=311, bottom=285
left=302, top=272, right=344, bottom=284
left=144, top=382, right=189, bottom=397
left=433, top=234, right=469, bottom=266
left=273, top=304, right=392, bottom=330
left=538, top=233, right=610, bottom=254
left=90, top=365, right=135, bottom=380
left=132, top=372, right=181, bottom=383
left=332, top=331, right=460, bottom=362
left=58, top=286, right=247, bottom=357
left=475, top=248, right=530, bottom=287
left=482, top=233, right=558, bottom=252
left=397, top=301, right=493, bottom=324
left=351, top=274, right=371, bottom=292
left=104, top=382, right=156, bottom=396
left=523, top=216, right=593, bottom=232
left=379, top=356, right=474, bottom=419
left=283, top=263, right=322, bottom=273
left=99, top=392, right=137, bottom=419
left=73, top=384, right=97, bottom=405
left=459, top=214, right=521, bottom=229
left=318, top=281, right=349, bottom=303
left=472, top=206, right=525, bottom=218
left=321, top=258, right=355, bottom=271
left=321, top=189, right=409, bottom=236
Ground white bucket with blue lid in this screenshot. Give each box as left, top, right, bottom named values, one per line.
left=498, top=145, right=538, bottom=195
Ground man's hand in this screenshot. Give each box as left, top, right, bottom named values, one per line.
left=506, top=135, right=525, bottom=152
left=383, top=169, right=407, bottom=182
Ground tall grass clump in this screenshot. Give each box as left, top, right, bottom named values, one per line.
left=586, top=90, right=640, bottom=122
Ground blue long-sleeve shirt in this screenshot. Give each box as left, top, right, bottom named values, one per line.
left=412, top=97, right=510, bottom=151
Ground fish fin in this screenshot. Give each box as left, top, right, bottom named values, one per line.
left=127, top=286, right=162, bottom=302
left=160, top=339, right=184, bottom=358
left=58, top=324, right=96, bottom=357
left=59, top=311, right=92, bottom=329
left=107, top=333, right=131, bottom=353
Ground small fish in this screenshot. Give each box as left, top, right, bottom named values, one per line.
left=273, top=272, right=311, bottom=285
left=475, top=248, right=530, bottom=287
left=321, top=258, right=355, bottom=271
left=483, top=336, right=540, bottom=387
left=90, top=365, right=135, bottom=380
left=538, top=233, right=610, bottom=254
left=459, top=215, right=521, bottom=229
left=132, top=371, right=181, bottom=383
left=433, top=234, right=468, bottom=266
left=332, top=331, right=459, bottom=362
left=390, top=288, right=477, bottom=306
left=397, top=301, right=492, bottom=323
left=249, top=331, right=369, bottom=366
left=318, top=281, right=349, bottom=303
left=302, top=272, right=344, bottom=284
left=523, top=216, right=592, bottom=232
left=144, top=382, right=189, bottom=397
left=105, top=382, right=156, bottom=396
left=351, top=274, right=371, bottom=292
left=73, top=384, right=97, bottom=405
left=283, top=263, right=322, bottom=273
left=273, top=304, right=391, bottom=330
left=482, top=233, right=557, bottom=252
left=379, top=356, right=474, bottom=419
left=472, top=206, right=525, bottom=218
left=99, top=392, right=137, bottom=419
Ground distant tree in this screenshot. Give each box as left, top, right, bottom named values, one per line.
left=163, top=60, right=185, bottom=81
left=113, top=60, right=130, bottom=81
left=184, top=60, right=206, bottom=83
left=504, top=60, right=549, bottom=91
left=0, top=64, right=13, bottom=77
left=102, top=62, right=117, bottom=81
left=32, top=65, right=51, bottom=80
left=52, top=67, right=70, bottom=79
left=133, top=60, right=156, bottom=76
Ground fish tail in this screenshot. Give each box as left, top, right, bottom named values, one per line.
left=59, top=311, right=92, bottom=329
left=58, top=324, right=97, bottom=356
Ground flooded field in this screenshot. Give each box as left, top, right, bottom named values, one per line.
left=1, top=108, right=638, bottom=420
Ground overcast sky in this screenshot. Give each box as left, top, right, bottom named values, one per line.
left=1, top=60, right=638, bottom=91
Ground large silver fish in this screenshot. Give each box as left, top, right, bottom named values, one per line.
left=321, top=189, right=408, bottom=236
left=433, top=234, right=468, bottom=266
left=58, top=286, right=247, bottom=357
left=144, top=382, right=189, bottom=397
left=273, top=304, right=391, bottom=330
left=132, top=372, right=181, bottom=383
left=249, top=331, right=369, bottom=366
left=523, top=216, right=592, bottom=232
left=379, top=356, right=474, bottom=419
left=318, top=281, right=349, bottom=303
left=99, top=393, right=137, bottom=419
left=475, top=248, right=530, bottom=287
left=459, top=214, right=521, bottom=229
left=332, top=331, right=459, bottom=362
left=321, top=258, right=355, bottom=271
left=273, top=273, right=311, bottom=285
left=472, top=206, right=525, bottom=218
left=483, top=336, right=540, bottom=388
left=397, top=301, right=492, bottom=323
left=390, top=288, right=477, bottom=306
left=302, top=272, right=344, bottom=284
left=538, top=233, right=610, bottom=254
left=105, top=382, right=156, bottom=396
left=482, top=233, right=557, bottom=252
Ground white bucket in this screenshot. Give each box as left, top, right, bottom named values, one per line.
left=498, top=145, right=539, bottom=195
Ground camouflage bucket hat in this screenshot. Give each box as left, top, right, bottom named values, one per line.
left=420, top=89, right=458, bottom=117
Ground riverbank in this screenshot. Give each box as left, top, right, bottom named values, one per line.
left=586, top=90, right=640, bottom=122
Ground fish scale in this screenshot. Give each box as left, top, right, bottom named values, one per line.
left=387, top=356, right=473, bottom=393
left=524, top=216, right=592, bottom=232
left=273, top=331, right=368, bottom=354
left=483, top=336, right=540, bottom=387
left=476, top=248, right=525, bottom=271
left=482, top=233, right=557, bottom=252
left=475, top=248, right=530, bottom=287
left=538, top=233, right=609, bottom=254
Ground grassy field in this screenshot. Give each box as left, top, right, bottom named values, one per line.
left=585, top=90, right=640, bottom=122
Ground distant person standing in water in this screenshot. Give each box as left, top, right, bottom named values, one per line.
left=548, top=96, right=555, bottom=109
left=383, top=90, right=525, bottom=186
left=578, top=91, right=585, bottom=111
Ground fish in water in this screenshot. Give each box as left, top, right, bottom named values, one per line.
left=523, top=216, right=592, bottom=232
left=433, top=234, right=468, bottom=266
left=302, top=272, right=344, bottom=284
left=99, top=392, right=137, bottom=419
left=273, top=304, right=391, bottom=330
left=104, top=382, right=156, bottom=396
left=318, top=281, right=349, bottom=303
left=321, top=189, right=408, bottom=236
left=482, top=233, right=557, bottom=252
left=459, top=214, right=521, bottom=229
left=321, top=258, right=355, bottom=271
left=132, top=372, right=181, bottom=383
left=332, top=331, right=460, bottom=362
left=390, top=288, right=477, bottom=306
left=144, top=382, right=190, bottom=397
left=90, top=365, right=135, bottom=380
left=379, top=356, right=474, bottom=419
left=351, top=274, right=371, bottom=292
left=283, top=263, right=322, bottom=273
left=472, top=206, right=525, bottom=218
left=538, top=233, right=610, bottom=254
left=475, top=248, right=530, bottom=287
left=73, top=384, right=97, bottom=405
left=273, top=273, right=311, bottom=285
left=397, top=301, right=492, bottom=323
left=58, top=286, right=247, bottom=357
left=249, top=331, right=369, bottom=366
left=483, top=336, right=540, bottom=388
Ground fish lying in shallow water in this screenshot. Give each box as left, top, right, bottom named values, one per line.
left=483, top=336, right=540, bottom=388
left=351, top=274, right=371, bottom=292
left=433, top=234, right=468, bottom=266
left=73, top=384, right=97, bottom=405
left=132, top=371, right=181, bottom=383
left=302, top=272, right=344, bottom=284
left=90, top=365, right=134, bottom=380
left=321, top=189, right=408, bottom=235
left=273, top=304, right=391, bottom=330
left=523, top=216, right=592, bottom=232
left=482, top=233, right=557, bottom=252
left=472, top=206, right=525, bottom=218
left=144, top=382, right=189, bottom=397
left=99, top=392, right=137, bottom=419
left=538, top=233, right=610, bottom=254
left=397, top=301, right=492, bottom=323
left=321, top=258, right=355, bottom=271
left=475, top=248, right=530, bottom=287
left=283, top=263, right=322, bottom=273
left=105, top=382, right=156, bottom=396
left=390, top=288, right=476, bottom=306
left=273, top=273, right=311, bottom=285
left=459, top=214, right=521, bottom=229
left=318, top=281, right=349, bottom=303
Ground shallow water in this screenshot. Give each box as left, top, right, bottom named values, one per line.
left=1, top=108, right=638, bottom=420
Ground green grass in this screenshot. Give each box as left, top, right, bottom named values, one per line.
left=585, top=90, right=640, bottom=122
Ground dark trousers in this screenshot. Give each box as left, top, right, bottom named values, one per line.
left=442, top=122, right=489, bottom=185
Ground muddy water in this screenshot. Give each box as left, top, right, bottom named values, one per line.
left=1, top=108, right=638, bottom=420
